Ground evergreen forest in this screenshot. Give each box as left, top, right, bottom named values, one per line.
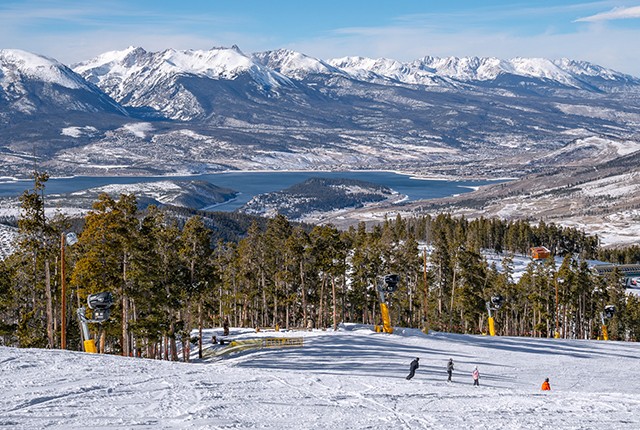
left=2, top=172, right=640, bottom=361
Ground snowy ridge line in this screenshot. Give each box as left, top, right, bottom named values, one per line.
left=71, top=46, right=639, bottom=109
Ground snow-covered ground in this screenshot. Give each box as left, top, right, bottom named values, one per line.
left=2, top=326, right=639, bottom=429
left=0, top=223, right=18, bottom=260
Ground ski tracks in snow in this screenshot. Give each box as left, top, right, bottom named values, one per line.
left=263, top=371, right=436, bottom=428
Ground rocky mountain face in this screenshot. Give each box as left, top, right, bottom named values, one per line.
left=1, top=47, right=639, bottom=180
left=0, top=49, right=125, bottom=115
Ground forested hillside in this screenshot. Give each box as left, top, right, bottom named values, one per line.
left=239, top=177, right=397, bottom=220
left=2, top=173, right=640, bottom=359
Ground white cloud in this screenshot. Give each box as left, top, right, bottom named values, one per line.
left=575, top=5, right=640, bottom=22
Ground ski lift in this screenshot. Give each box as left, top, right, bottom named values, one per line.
left=603, top=305, right=615, bottom=320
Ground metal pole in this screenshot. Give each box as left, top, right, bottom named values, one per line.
left=555, top=278, right=559, bottom=338
left=61, top=233, right=66, bottom=349
left=423, top=249, right=428, bottom=333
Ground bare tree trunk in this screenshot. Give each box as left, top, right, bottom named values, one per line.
left=198, top=300, right=203, bottom=359
left=438, top=264, right=443, bottom=317
left=332, top=277, right=337, bottom=331
left=449, top=264, right=457, bottom=332
left=44, top=259, right=54, bottom=348
left=319, top=275, right=326, bottom=329
left=301, top=260, right=307, bottom=328
left=122, top=253, right=129, bottom=357
left=409, top=279, right=414, bottom=327
left=273, top=281, right=278, bottom=328
left=233, top=279, right=238, bottom=327
left=121, top=294, right=129, bottom=356
left=242, top=294, right=249, bottom=327
left=261, top=271, right=267, bottom=327
left=163, top=335, right=168, bottom=361
left=131, top=299, right=138, bottom=357
left=171, top=335, right=178, bottom=361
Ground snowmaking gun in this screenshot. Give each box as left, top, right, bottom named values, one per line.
left=77, top=292, right=114, bottom=353
left=486, top=295, right=504, bottom=336
left=600, top=305, right=615, bottom=341
left=374, top=274, right=399, bottom=334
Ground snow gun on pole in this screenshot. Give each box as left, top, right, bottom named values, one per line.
left=374, top=274, right=399, bottom=334
left=485, top=295, right=504, bottom=336
left=601, top=305, right=615, bottom=341
left=77, top=292, right=113, bottom=353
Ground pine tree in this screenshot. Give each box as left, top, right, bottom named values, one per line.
left=15, top=171, right=57, bottom=348
left=70, top=193, right=139, bottom=355
left=178, top=216, right=212, bottom=361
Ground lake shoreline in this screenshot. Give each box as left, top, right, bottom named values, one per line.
left=0, top=171, right=505, bottom=213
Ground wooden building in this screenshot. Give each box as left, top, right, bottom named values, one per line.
left=530, top=246, right=551, bottom=260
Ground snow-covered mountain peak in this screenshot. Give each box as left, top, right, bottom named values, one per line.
left=252, top=49, right=344, bottom=79
left=72, top=46, right=292, bottom=120
left=0, top=48, right=86, bottom=89
left=507, top=57, right=573, bottom=83
left=73, top=46, right=147, bottom=70
left=329, top=55, right=444, bottom=85
left=415, top=56, right=501, bottom=81
left=75, top=46, right=287, bottom=87
left=75, top=46, right=261, bottom=83
left=553, top=58, right=627, bottom=81
left=410, top=55, right=638, bottom=87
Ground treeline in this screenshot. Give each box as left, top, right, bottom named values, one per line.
left=2, top=173, right=640, bottom=361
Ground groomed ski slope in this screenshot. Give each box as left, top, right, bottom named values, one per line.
left=1, top=325, right=639, bottom=429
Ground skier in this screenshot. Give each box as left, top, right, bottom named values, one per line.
left=447, top=358, right=454, bottom=382
left=406, top=357, right=419, bottom=380
left=472, top=366, right=480, bottom=386
left=541, top=377, right=551, bottom=391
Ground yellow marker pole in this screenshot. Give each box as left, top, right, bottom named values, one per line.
left=602, top=324, right=609, bottom=341
left=488, top=317, right=496, bottom=336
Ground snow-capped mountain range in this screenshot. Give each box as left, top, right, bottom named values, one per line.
left=1, top=46, right=639, bottom=179
left=0, top=48, right=126, bottom=115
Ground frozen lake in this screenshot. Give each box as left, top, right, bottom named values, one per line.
left=0, top=171, right=499, bottom=211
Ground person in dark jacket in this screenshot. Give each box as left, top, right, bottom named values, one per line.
left=447, top=358, right=454, bottom=382
left=406, top=357, right=419, bottom=380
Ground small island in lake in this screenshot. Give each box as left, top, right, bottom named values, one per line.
left=238, top=177, right=401, bottom=221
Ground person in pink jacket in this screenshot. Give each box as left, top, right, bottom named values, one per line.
left=472, top=367, right=480, bottom=386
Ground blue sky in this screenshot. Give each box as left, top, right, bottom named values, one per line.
left=1, top=0, right=640, bottom=75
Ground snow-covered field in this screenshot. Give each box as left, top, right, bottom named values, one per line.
left=2, top=326, right=639, bottom=429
